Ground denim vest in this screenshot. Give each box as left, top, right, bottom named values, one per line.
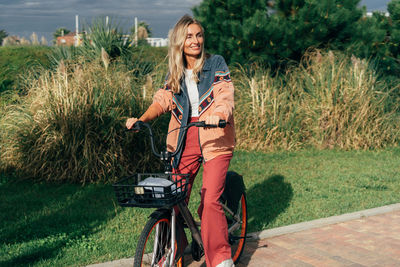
left=168, top=54, right=230, bottom=168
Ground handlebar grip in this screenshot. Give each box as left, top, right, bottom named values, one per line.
left=218, top=120, right=227, bottom=128
left=199, top=120, right=227, bottom=128
left=132, top=120, right=144, bottom=131
left=126, top=120, right=144, bottom=132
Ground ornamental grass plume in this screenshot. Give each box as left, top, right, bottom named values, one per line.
left=101, top=47, right=110, bottom=70
left=234, top=50, right=399, bottom=151
left=30, top=32, right=39, bottom=45
left=0, top=58, right=165, bottom=183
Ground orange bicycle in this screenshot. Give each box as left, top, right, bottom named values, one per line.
left=113, top=120, right=247, bottom=266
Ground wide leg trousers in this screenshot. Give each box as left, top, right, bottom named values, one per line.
left=175, top=117, right=232, bottom=267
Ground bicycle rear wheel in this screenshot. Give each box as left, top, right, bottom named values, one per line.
left=134, top=211, right=184, bottom=267
left=225, top=192, right=247, bottom=264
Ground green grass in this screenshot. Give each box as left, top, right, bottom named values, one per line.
left=1, top=148, right=399, bottom=266
left=233, top=148, right=400, bottom=230
left=0, top=46, right=52, bottom=117
left=0, top=46, right=51, bottom=93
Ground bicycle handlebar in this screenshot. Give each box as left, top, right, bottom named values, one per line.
left=128, top=120, right=227, bottom=160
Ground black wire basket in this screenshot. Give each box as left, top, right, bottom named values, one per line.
left=112, top=173, right=190, bottom=208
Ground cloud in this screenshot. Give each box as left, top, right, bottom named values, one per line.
left=0, top=0, right=203, bottom=42
left=1, top=0, right=389, bottom=43
left=359, top=0, right=390, bottom=11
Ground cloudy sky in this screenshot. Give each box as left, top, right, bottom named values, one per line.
left=0, top=0, right=392, bottom=44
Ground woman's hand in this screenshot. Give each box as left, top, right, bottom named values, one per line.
left=126, top=117, right=139, bottom=129
left=205, top=115, right=220, bottom=127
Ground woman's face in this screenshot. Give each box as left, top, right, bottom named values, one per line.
left=183, top=23, right=203, bottom=58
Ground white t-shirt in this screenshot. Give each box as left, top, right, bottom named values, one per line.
left=184, top=69, right=199, bottom=117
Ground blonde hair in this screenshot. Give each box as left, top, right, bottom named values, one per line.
left=167, top=15, right=205, bottom=94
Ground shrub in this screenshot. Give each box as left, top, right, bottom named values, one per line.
left=81, top=17, right=131, bottom=60
left=234, top=50, right=400, bottom=151
left=0, top=57, right=167, bottom=183
left=49, top=17, right=132, bottom=68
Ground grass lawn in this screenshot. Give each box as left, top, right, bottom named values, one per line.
left=1, top=148, right=399, bottom=266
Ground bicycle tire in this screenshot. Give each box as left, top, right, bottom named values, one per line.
left=134, top=211, right=184, bottom=267
left=226, top=192, right=247, bottom=264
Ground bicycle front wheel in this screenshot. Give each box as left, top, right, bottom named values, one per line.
left=134, top=211, right=183, bottom=267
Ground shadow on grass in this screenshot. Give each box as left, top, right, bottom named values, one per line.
left=247, top=174, right=293, bottom=231
left=238, top=174, right=293, bottom=266
left=0, top=177, right=116, bottom=266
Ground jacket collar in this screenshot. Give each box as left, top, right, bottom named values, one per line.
left=202, top=54, right=212, bottom=71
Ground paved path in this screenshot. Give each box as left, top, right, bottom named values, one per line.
left=88, top=204, right=400, bottom=267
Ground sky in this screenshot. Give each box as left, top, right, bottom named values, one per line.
left=0, top=0, right=392, bottom=45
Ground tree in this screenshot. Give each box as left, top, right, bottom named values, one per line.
left=193, top=0, right=269, bottom=63
left=349, top=0, right=400, bottom=76
left=0, top=30, right=8, bottom=45
left=53, top=27, right=71, bottom=44
left=193, top=0, right=363, bottom=67
left=388, top=0, right=400, bottom=63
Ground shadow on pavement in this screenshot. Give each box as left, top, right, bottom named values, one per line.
left=185, top=174, right=293, bottom=266
left=238, top=174, right=293, bottom=266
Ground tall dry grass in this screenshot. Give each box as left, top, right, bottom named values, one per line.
left=234, top=50, right=400, bottom=151
left=0, top=56, right=165, bottom=183
left=1, top=49, right=399, bottom=183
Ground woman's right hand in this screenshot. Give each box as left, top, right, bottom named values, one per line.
left=126, top=117, right=139, bottom=130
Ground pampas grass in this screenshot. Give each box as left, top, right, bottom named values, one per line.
left=1, top=48, right=398, bottom=183
left=234, top=50, right=399, bottom=151
left=0, top=56, right=164, bottom=183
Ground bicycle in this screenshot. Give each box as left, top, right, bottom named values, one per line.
left=113, top=120, right=248, bottom=267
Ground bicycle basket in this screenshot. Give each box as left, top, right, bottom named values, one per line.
left=112, top=173, right=190, bottom=208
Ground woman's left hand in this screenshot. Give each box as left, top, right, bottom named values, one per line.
left=205, top=115, right=220, bottom=127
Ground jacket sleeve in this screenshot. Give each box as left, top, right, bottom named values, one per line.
left=212, top=56, right=234, bottom=121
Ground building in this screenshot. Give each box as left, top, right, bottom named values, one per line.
left=56, top=32, right=82, bottom=46
left=126, top=36, right=169, bottom=47
left=146, top=38, right=168, bottom=47
left=366, top=11, right=389, bottom=17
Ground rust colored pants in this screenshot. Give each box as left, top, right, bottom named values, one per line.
left=175, top=117, right=232, bottom=267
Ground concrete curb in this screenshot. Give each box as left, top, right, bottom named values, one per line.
left=248, top=202, right=400, bottom=240
left=87, top=203, right=400, bottom=267
left=87, top=258, right=133, bottom=267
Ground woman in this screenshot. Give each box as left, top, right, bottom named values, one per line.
left=126, top=14, right=235, bottom=267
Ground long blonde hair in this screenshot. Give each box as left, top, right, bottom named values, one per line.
left=167, top=15, right=205, bottom=93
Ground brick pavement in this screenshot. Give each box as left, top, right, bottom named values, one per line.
left=87, top=205, right=400, bottom=267
left=186, top=209, right=400, bottom=267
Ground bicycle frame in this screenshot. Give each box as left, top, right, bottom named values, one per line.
left=158, top=198, right=244, bottom=266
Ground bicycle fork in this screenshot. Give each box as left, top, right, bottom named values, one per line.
left=170, top=208, right=176, bottom=267
left=151, top=210, right=178, bottom=267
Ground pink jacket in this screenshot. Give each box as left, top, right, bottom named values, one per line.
left=152, top=55, right=235, bottom=164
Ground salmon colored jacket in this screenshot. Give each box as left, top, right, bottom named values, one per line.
left=151, top=54, right=235, bottom=168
